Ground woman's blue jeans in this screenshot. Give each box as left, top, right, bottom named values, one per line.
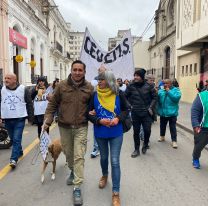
left=96, top=136, right=123, bottom=193
left=5, top=118, right=25, bottom=162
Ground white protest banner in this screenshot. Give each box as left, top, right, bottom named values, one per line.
left=39, top=131, right=51, bottom=161
left=80, top=28, right=134, bottom=81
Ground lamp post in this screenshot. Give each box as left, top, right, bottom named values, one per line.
left=41, top=0, right=58, bottom=26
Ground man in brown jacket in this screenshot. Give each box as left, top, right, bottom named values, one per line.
left=44, top=60, right=93, bottom=206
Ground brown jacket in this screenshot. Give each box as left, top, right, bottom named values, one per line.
left=44, top=75, right=93, bottom=128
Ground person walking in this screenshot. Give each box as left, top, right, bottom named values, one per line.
left=125, top=69, right=157, bottom=157
left=88, top=71, right=129, bottom=206
left=90, top=66, right=106, bottom=158
left=31, top=77, right=50, bottom=138
left=117, top=78, right=126, bottom=92
left=0, top=73, right=33, bottom=168
left=191, top=90, right=208, bottom=169
left=43, top=60, right=93, bottom=206
left=157, top=79, right=181, bottom=148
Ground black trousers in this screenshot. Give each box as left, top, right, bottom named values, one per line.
left=35, top=115, right=49, bottom=138
left=160, top=116, right=177, bottom=142
left=132, top=113, right=152, bottom=150
left=193, top=130, right=208, bottom=159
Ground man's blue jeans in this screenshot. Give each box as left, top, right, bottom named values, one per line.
left=5, top=118, right=25, bottom=162
left=96, top=136, right=123, bottom=193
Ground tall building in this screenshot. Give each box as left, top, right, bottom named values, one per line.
left=0, top=0, right=9, bottom=84
left=149, top=0, right=177, bottom=81
left=108, top=30, right=141, bottom=51
left=133, top=39, right=150, bottom=71
left=69, top=31, right=85, bottom=61
left=176, top=0, right=208, bottom=103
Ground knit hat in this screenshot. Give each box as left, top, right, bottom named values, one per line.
left=134, top=69, right=146, bottom=80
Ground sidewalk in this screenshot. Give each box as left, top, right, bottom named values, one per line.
left=177, top=101, right=193, bottom=134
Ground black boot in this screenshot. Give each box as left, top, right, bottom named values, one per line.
left=131, top=150, right=140, bottom=158
left=142, top=145, right=148, bottom=154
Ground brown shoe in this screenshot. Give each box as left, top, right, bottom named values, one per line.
left=99, top=176, right=108, bottom=189
left=112, top=192, right=120, bottom=206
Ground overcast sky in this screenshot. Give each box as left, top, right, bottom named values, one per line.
left=54, top=0, right=159, bottom=49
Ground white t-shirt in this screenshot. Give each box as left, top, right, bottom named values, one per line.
left=1, top=85, right=27, bottom=119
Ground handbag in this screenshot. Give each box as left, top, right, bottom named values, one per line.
left=122, top=113, right=132, bottom=133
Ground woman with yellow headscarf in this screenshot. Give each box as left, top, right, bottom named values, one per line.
left=88, top=70, right=130, bottom=206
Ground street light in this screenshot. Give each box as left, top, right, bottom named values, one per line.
left=41, top=0, right=58, bottom=16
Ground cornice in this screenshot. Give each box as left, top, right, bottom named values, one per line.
left=149, top=30, right=176, bottom=50
left=9, top=0, right=49, bottom=34
left=49, top=12, right=70, bottom=35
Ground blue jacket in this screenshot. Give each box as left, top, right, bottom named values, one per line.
left=88, top=91, right=130, bottom=138
left=157, top=87, right=181, bottom=117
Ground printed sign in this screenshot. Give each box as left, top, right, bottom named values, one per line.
left=9, top=28, right=27, bottom=49
left=80, top=28, right=134, bottom=81
left=39, top=131, right=51, bottom=161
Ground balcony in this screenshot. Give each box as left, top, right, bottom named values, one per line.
left=50, top=41, right=64, bottom=57
left=66, top=52, right=70, bottom=59
left=55, top=41, right=63, bottom=54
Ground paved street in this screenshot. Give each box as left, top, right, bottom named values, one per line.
left=1, top=122, right=208, bottom=206
left=178, top=102, right=192, bottom=132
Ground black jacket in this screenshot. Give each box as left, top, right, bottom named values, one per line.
left=88, top=90, right=130, bottom=125
left=125, top=81, right=157, bottom=116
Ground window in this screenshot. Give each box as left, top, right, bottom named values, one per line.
left=182, top=66, right=184, bottom=76
left=186, top=65, right=188, bottom=75
left=194, top=63, right=197, bottom=74
left=190, top=64, right=192, bottom=75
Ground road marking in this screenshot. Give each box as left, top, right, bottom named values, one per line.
left=0, top=123, right=57, bottom=180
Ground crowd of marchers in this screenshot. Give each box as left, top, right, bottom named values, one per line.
left=1, top=60, right=208, bottom=206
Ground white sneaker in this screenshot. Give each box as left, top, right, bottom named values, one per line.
left=9, top=160, right=17, bottom=169
left=91, top=148, right=100, bottom=158
left=158, top=136, right=165, bottom=142
left=172, top=141, right=178, bottom=149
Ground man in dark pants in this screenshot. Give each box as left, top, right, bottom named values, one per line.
left=125, top=69, right=157, bottom=157
left=191, top=90, right=208, bottom=169
left=0, top=73, right=33, bottom=168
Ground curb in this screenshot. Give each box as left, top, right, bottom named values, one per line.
left=176, top=122, right=193, bottom=135
left=177, top=122, right=208, bottom=151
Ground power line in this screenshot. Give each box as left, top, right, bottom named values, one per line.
left=140, top=0, right=170, bottom=38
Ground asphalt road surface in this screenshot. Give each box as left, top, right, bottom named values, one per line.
left=1, top=122, right=208, bottom=206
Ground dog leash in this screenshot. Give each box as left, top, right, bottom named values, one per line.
left=31, top=144, right=41, bottom=165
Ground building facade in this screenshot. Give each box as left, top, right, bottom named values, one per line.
left=0, top=0, right=9, bottom=84
left=47, top=0, right=71, bottom=82
left=69, top=31, right=85, bottom=61
left=8, top=0, right=50, bottom=85
left=176, top=0, right=208, bottom=103
left=7, top=0, right=71, bottom=85
left=149, top=0, right=177, bottom=82
left=133, top=40, right=150, bottom=71
left=108, top=30, right=141, bottom=51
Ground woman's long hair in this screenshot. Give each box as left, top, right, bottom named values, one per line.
left=98, top=71, right=119, bottom=95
